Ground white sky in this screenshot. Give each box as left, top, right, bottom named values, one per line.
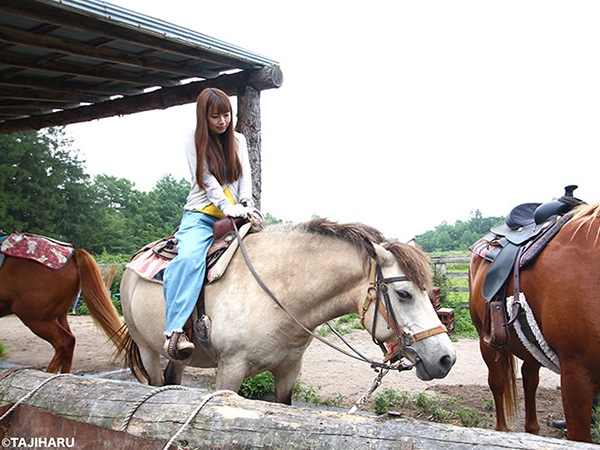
left=67, top=1, right=600, bottom=242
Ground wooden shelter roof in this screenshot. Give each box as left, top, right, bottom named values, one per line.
left=0, top=0, right=282, bottom=134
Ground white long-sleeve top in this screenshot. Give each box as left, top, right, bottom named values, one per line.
left=182, top=130, right=253, bottom=212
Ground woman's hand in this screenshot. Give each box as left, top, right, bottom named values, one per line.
left=222, top=203, right=264, bottom=222
left=222, top=203, right=249, bottom=218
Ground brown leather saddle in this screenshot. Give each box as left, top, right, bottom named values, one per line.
left=471, top=186, right=584, bottom=349
left=152, top=216, right=248, bottom=272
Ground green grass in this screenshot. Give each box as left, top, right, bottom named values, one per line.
left=433, top=261, right=478, bottom=339
left=317, top=314, right=363, bottom=336
left=0, top=340, right=5, bottom=357
left=373, top=388, right=488, bottom=428
left=238, top=372, right=344, bottom=407
left=239, top=371, right=275, bottom=399
left=593, top=404, right=600, bottom=444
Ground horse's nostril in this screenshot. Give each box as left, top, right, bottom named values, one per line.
left=440, top=354, right=454, bottom=371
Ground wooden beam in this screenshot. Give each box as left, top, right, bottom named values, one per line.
left=0, top=366, right=589, bottom=450
left=0, top=53, right=181, bottom=87
left=0, top=73, right=134, bottom=98
left=0, top=65, right=283, bottom=134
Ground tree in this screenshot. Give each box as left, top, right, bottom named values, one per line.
left=0, top=128, right=95, bottom=243
left=415, top=210, right=504, bottom=252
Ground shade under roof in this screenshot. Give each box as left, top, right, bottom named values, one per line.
left=0, top=0, right=282, bottom=134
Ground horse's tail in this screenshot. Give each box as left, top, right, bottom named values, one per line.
left=503, top=350, right=519, bottom=425
left=72, top=249, right=126, bottom=353
left=115, top=327, right=150, bottom=383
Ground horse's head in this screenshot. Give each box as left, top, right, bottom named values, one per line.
left=361, top=242, right=456, bottom=380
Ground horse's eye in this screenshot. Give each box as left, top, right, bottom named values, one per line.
left=396, top=290, right=411, bottom=301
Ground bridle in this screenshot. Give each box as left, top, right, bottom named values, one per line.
left=359, top=257, right=448, bottom=364
left=232, top=219, right=447, bottom=372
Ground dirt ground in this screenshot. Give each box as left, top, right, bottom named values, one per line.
left=0, top=314, right=567, bottom=440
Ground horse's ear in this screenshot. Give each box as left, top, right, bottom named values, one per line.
left=406, top=238, right=417, bottom=247
left=373, top=243, right=396, bottom=267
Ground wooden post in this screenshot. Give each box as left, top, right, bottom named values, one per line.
left=236, top=85, right=262, bottom=209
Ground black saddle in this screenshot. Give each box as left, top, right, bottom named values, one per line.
left=470, top=186, right=584, bottom=349
left=479, top=185, right=584, bottom=302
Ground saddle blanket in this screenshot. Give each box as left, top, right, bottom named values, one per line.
left=470, top=236, right=501, bottom=261
left=0, top=233, right=74, bottom=270
left=126, top=221, right=252, bottom=285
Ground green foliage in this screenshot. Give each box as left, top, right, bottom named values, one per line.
left=0, top=128, right=93, bottom=244
left=317, top=314, right=362, bottom=336
left=373, top=389, right=488, bottom=428
left=373, top=388, right=411, bottom=414
left=0, top=341, right=5, bottom=357
left=416, top=210, right=504, bottom=253
left=0, top=128, right=190, bottom=255
left=239, top=372, right=275, bottom=399
left=292, top=381, right=344, bottom=407
left=593, top=404, right=600, bottom=444
left=263, top=212, right=286, bottom=225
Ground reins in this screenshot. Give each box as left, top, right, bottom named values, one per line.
left=231, top=218, right=443, bottom=372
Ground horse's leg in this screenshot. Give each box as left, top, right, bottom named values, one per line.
left=479, top=340, right=516, bottom=431
left=561, top=361, right=594, bottom=442
left=215, top=360, right=248, bottom=394
left=272, top=360, right=303, bottom=405
left=24, top=317, right=75, bottom=373
left=135, top=341, right=164, bottom=386
left=164, top=361, right=185, bottom=385
left=56, top=313, right=75, bottom=373
left=521, top=360, right=541, bottom=434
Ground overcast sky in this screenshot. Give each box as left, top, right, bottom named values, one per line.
left=67, top=1, right=600, bottom=242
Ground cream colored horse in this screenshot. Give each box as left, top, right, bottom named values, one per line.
left=119, top=219, right=456, bottom=404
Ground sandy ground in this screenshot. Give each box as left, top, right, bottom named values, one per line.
left=0, top=314, right=567, bottom=439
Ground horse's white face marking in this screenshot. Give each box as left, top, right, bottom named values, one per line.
left=364, top=244, right=456, bottom=380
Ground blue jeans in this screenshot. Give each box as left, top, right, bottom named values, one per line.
left=163, top=210, right=218, bottom=336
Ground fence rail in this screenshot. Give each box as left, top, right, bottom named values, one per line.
left=430, top=254, right=470, bottom=293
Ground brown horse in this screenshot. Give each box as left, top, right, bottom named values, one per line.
left=0, top=249, right=125, bottom=373
left=469, top=203, right=600, bottom=443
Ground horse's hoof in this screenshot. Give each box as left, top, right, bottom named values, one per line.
left=552, top=419, right=567, bottom=429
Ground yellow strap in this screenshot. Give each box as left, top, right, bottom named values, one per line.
left=198, top=187, right=235, bottom=218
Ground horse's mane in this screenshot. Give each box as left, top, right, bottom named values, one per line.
left=569, top=202, right=600, bottom=245
left=384, top=241, right=433, bottom=294
left=266, top=218, right=432, bottom=293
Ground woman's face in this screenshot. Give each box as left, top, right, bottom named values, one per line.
left=207, top=107, right=231, bottom=136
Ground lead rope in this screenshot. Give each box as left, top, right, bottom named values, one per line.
left=348, top=367, right=390, bottom=414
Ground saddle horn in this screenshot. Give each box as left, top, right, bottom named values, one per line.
left=564, top=185, right=578, bottom=197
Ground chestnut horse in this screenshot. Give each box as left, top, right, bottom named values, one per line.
left=0, top=249, right=125, bottom=373
left=469, top=203, right=600, bottom=443
left=120, top=219, right=456, bottom=404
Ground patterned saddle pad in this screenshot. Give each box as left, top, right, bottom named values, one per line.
left=0, top=233, right=74, bottom=270
left=126, top=221, right=252, bottom=284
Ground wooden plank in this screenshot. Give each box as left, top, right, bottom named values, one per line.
left=0, top=365, right=593, bottom=450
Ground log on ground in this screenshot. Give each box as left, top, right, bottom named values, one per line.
left=0, top=364, right=594, bottom=450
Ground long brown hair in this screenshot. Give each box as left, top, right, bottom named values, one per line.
left=194, top=88, right=242, bottom=188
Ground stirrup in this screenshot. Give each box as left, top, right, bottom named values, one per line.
left=164, top=331, right=194, bottom=360
left=194, top=315, right=218, bottom=362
